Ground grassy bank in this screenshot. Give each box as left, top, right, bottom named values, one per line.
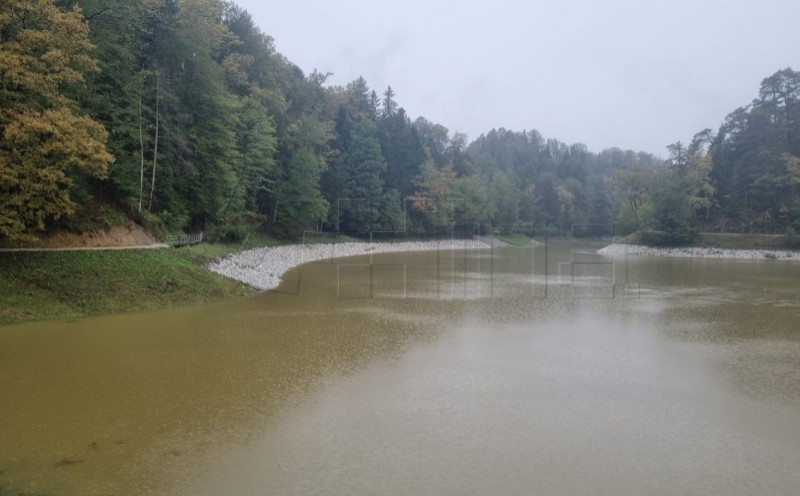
left=0, top=232, right=489, bottom=325
left=0, top=239, right=280, bottom=325
left=624, top=231, right=799, bottom=250
left=491, top=234, right=533, bottom=246
left=0, top=232, right=389, bottom=325
left=694, top=232, right=797, bottom=250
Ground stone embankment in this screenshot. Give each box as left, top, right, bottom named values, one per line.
left=598, top=244, right=800, bottom=260
left=208, top=240, right=489, bottom=290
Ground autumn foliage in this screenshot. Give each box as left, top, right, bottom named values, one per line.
left=0, top=0, right=113, bottom=240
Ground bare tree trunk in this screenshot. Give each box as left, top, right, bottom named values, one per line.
left=138, top=82, right=145, bottom=214
left=148, top=69, right=160, bottom=211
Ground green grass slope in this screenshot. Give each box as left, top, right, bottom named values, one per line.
left=0, top=248, right=254, bottom=325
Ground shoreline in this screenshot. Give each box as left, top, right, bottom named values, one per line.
left=0, top=248, right=253, bottom=326
left=207, top=240, right=490, bottom=291
left=598, top=243, right=800, bottom=260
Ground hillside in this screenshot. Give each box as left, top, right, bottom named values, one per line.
left=1, top=1, right=798, bottom=247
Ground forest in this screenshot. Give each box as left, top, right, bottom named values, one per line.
left=2, top=0, right=799, bottom=245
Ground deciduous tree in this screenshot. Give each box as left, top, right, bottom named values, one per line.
left=0, top=0, right=113, bottom=240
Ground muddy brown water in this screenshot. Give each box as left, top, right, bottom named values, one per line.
left=1, top=240, right=799, bottom=495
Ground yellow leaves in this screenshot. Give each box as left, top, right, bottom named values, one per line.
left=0, top=151, right=70, bottom=237
left=411, top=163, right=456, bottom=214
left=555, top=185, right=577, bottom=216
left=410, top=191, right=435, bottom=213
left=5, top=108, right=113, bottom=176
left=223, top=53, right=254, bottom=92
left=0, top=0, right=96, bottom=105
left=431, top=165, right=456, bottom=198
left=1, top=107, right=113, bottom=239
left=784, top=154, right=800, bottom=186
left=0, top=0, right=112, bottom=241
left=39, top=48, right=68, bottom=67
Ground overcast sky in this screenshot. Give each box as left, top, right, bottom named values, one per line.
left=235, top=0, right=799, bottom=156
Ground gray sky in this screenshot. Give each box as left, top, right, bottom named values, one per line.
left=235, top=0, right=800, bottom=156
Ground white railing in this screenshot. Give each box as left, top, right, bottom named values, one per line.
left=166, top=232, right=204, bottom=246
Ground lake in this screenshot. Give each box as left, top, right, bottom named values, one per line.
left=1, top=240, right=799, bottom=495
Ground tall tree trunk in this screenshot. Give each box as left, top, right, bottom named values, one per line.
left=138, top=82, right=145, bottom=214
left=148, top=69, right=160, bottom=211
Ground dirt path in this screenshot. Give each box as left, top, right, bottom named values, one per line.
left=0, top=223, right=169, bottom=252
left=0, top=243, right=169, bottom=253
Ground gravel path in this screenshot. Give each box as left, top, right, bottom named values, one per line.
left=0, top=244, right=169, bottom=252
left=207, top=240, right=490, bottom=290
left=598, top=243, right=800, bottom=261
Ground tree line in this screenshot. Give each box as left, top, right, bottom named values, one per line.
left=1, top=0, right=798, bottom=245
left=613, top=68, right=800, bottom=244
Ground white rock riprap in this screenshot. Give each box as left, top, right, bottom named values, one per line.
left=598, top=243, right=800, bottom=261
left=208, top=240, right=490, bottom=290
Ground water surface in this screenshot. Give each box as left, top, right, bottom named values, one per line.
left=1, top=241, right=799, bottom=495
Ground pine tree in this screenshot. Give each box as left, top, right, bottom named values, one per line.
left=339, top=117, right=391, bottom=232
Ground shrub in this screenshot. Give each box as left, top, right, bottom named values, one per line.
left=209, top=225, right=253, bottom=243
left=787, top=227, right=800, bottom=249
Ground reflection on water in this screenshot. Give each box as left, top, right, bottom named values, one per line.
left=1, top=242, right=799, bottom=495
